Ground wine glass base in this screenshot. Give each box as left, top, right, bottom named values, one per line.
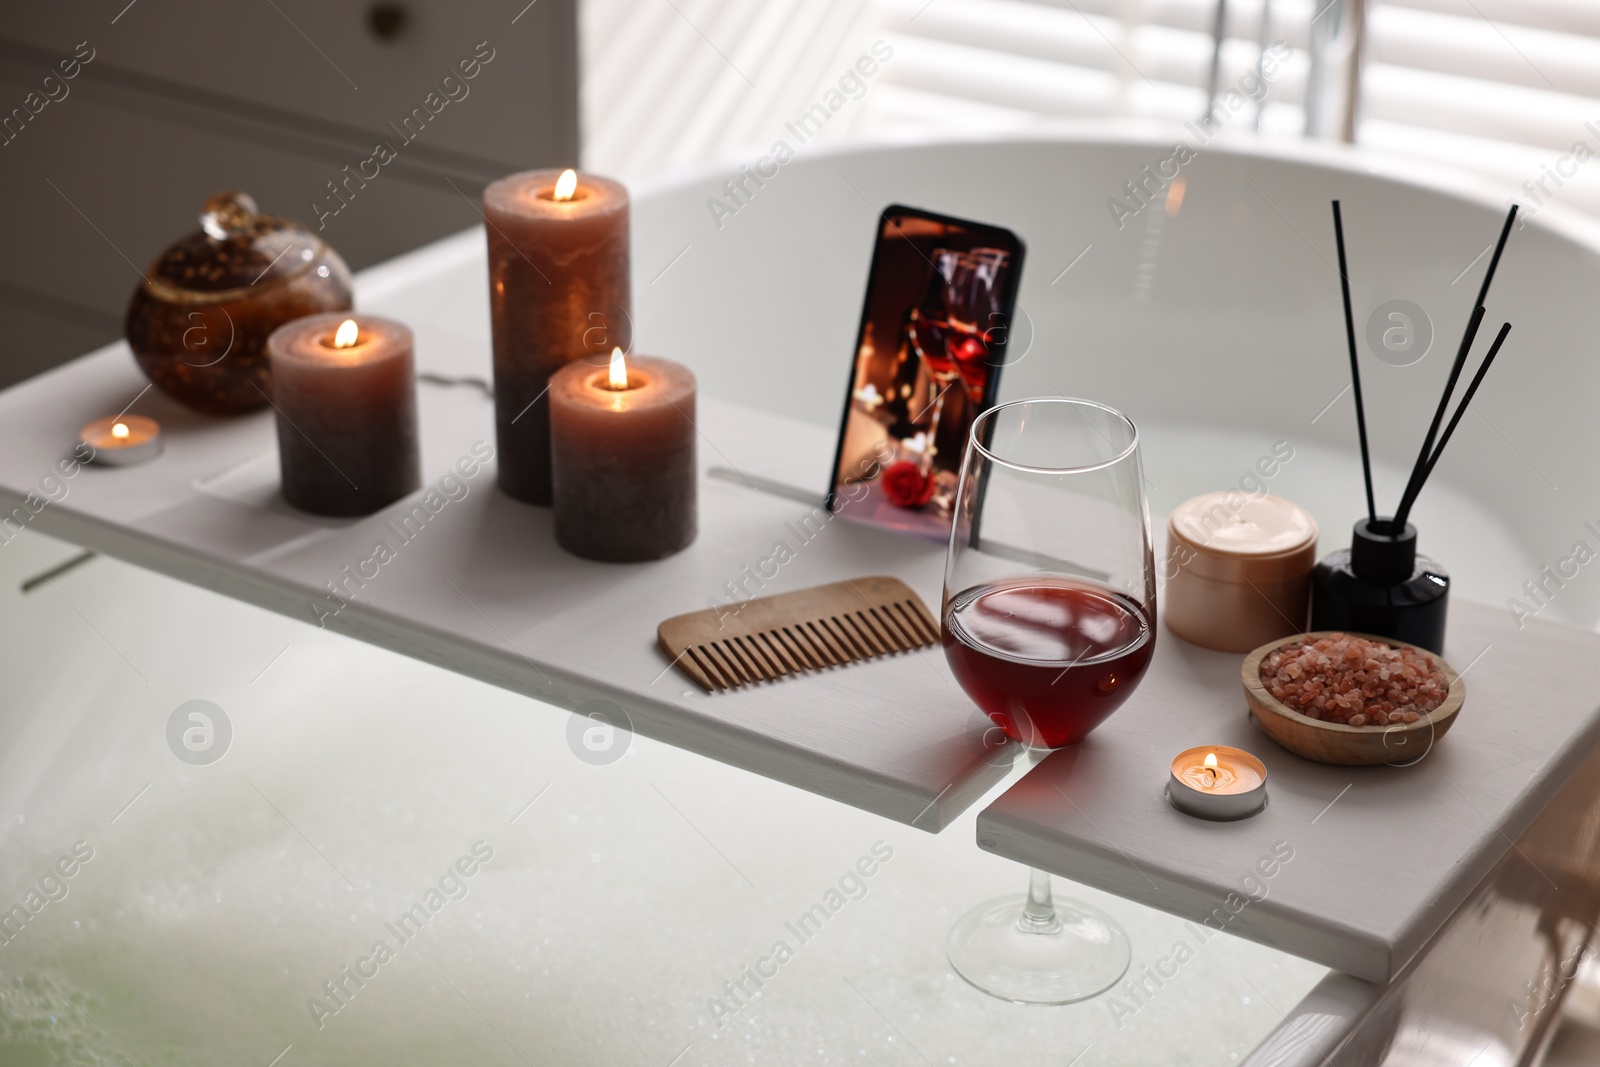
left=947, top=893, right=1131, bottom=1005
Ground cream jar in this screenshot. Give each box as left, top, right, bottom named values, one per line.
left=1164, top=492, right=1317, bottom=653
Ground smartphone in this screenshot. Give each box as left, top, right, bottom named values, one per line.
left=825, top=205, right=1025, bottom=543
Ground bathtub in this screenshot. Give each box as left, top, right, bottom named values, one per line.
left=2, top=128, right=1597, bottom=1065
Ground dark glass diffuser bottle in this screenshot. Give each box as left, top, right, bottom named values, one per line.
left=1309, top=518, right=1449, bottom=653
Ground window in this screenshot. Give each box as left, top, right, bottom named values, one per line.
left=583, top=0, right=1600, bottom=219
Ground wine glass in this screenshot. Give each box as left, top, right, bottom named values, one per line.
left=906, top=248, right=1009, bottom=457
left=942, top=396, right=1156, bottom=1004
left=946, top=248, right=1009, bottom=405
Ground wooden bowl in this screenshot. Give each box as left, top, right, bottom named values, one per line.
left=1242, top=632, right=1465, bottom=766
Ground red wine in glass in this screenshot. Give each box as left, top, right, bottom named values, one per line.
left=908, top=310, right=958, bottom=381
left=941, top=397, right=1151, bottom=1004
left=943, top=576, right=1154, bottom=748
left=909, top=314, right=993, bottom=401
left=947, top=322, right=993, bottom=404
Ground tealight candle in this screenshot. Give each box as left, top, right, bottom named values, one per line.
left=484, top=167, right=631, bottom=506
left=1167, top=745, right=1268, bottom=820
left=266, top=313, right=420, bottom=517
left=80, top=415, right=162, bottom=466
left=549, top=348, right=696, bottom=562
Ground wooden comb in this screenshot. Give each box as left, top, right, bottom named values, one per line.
left=657, top=576, right=939, bottom=691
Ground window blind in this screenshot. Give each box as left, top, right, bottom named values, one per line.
left=581, top=0, right=1600, bottom=220
left=580, top=0, right=878, bottom=177
left=855, top=0, right=1321, bottom=139
left=1360, top=0, right=1600, bottom=219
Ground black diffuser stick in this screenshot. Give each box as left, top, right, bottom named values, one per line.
left=1331, top=200, right=1377, bottom=524
left=1472, top=204, right=1519, bottom=312
left=1389, top=205, right=1516, bottom=528
left=1393, top=321, right=1513, bottom=529
left=1394, top=304, right=1484, bottom=525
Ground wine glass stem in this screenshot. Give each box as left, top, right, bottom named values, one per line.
left=1020, top=868, right=1062, bottom=933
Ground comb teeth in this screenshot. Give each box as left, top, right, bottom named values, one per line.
left=657, top=577, right=942, bottom=692
left=686, top=599, right=937, bottom=691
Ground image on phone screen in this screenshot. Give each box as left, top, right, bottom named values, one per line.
left=825, top=205, right=1025, bottom=543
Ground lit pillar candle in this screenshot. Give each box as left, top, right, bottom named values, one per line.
left=549, top=348, right=696, bottom=562
left=267, top=313, right=420, bottom=517
left=484, top=167, right=631, bottom=506
left=1167, top=745, right=1268, bottom=820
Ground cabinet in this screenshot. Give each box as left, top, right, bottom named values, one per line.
left=0, top=1, right=577, bottom=388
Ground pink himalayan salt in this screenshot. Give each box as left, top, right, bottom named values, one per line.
left=1261, top=633, right=1447, bottom=727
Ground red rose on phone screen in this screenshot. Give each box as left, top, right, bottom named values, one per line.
left=881, top=460, right=935, bottom=508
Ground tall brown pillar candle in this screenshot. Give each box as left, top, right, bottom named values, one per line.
left=485, top=168, right=631, bottom=506
left=267, top=313, right=421, bottom=516
left=549, top=349, right=696, bottom=562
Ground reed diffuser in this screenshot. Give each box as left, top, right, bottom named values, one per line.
left=1309, top=202, right=1518, bottom=653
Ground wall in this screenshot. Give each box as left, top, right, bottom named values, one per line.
left=0, top=0, right=578, bottom=390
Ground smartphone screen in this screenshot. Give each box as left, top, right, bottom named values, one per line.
left=825, top=205, right=1025, bottom=543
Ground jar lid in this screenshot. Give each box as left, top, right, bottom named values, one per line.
left=141, top=191, right=327, bottom=305
left=1168, top=492, right=1318, bottom=583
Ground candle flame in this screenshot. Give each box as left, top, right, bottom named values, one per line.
left=608, top=347, right=628, bottom=389
left=554, top=169, right=578, bottom=201
left=111, top=422, right=129, bottom=439
left=333, top=319, right=360, bottom=348
left=1204, top=752, right=1218, bottom=769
